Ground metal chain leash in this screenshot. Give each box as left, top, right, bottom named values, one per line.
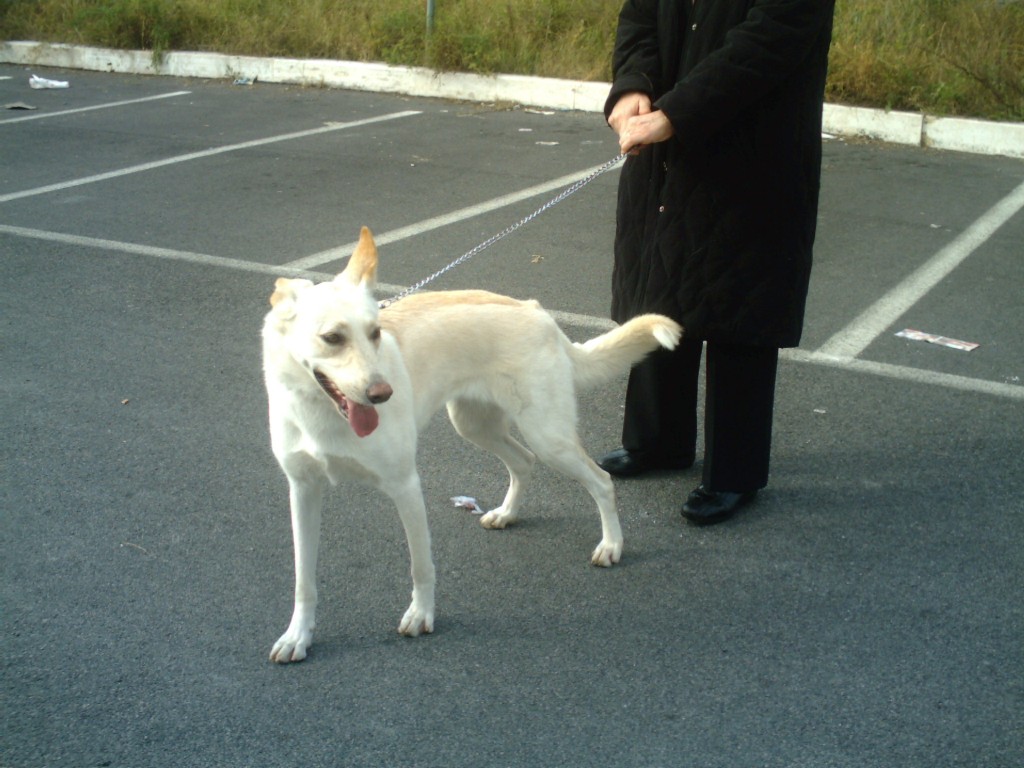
left=378, top=153, right=626, bottom=308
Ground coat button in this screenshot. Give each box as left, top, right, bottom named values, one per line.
left=658, top=205, right=666, bottom=213
left=692, top=23, right=697, bottom=31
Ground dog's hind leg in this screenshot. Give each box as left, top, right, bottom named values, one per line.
left=271, top=468, right=327, bottom=663
left=517, top=414, right=622, bottom=567
left=447, top=399, right=536, bottom=530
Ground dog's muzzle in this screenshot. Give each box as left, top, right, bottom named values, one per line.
left=313, top=371, right=391, bottom=438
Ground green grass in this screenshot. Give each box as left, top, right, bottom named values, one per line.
left=2, top=0, right=1022, bottom=121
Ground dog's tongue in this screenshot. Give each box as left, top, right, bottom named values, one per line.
left=349, top=402, right=379, bottom=438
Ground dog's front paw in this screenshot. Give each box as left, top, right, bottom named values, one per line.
left=591, top=538, right=622, bottom=567
left=398, top=602, right=434, bottom=637
left=269, top=624, right=314, bottom=663
left=479, top=507, right=517, bottom=529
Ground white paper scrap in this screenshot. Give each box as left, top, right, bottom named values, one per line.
left=896, top=328, right=979, bottom=352
left=451, top=496, right=484, bottom=514
left=29, top=75, right=69, bottom=89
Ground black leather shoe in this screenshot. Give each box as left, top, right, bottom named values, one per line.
left=681, top=485, right=756, bottom=525
left=597, top=447, right=694, bottom=478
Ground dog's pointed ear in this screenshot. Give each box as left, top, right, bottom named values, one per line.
left=337, top=226, right=378, bottom=288
left=269, top=277, right=312, bottom=317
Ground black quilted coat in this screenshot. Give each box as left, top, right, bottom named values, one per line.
left=605, top=0, right=835, bottom=347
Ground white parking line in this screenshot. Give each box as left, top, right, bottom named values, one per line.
left=0, top=90, right=192, bottom=125
left=1, top=222, right=1021, bottom=401
left=816, top=177, right=1024, bottom=359
left=786, top=348, right=1024, bottom=401
left=0, top=223, right=319, bottom=279
left=0, top=109, right=422, bottom=204
left=283, top=161, right=622, bottom=270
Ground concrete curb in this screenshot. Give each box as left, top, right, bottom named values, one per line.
left=3, top=41, right=1023, bottom=159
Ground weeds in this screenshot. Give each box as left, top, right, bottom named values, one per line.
left=2, top=0, right=1022, bottom=120
left=827, top=0, right=1024, bottom=121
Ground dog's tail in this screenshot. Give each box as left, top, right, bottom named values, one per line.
left=570, top=314, right=683, bottom=390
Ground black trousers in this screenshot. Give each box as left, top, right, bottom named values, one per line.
left=621, top=338, right=779, bottom=493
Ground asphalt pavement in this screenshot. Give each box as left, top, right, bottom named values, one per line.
left=2, top=65, right=1023, bottom=768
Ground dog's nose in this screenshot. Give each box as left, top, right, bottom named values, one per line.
left=366, top=380, right=393, bottom=404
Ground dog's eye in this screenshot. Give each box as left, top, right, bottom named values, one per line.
left=321, top=332, right=345, bottom=346
left=370, top=327, right=381, bottom=343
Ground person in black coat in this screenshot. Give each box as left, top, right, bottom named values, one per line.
left=598, top=0, right=836, bottom=524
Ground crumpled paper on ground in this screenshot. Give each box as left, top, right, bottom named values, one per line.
left=451, top=496, right=484, bottom=514
left=30, top=75, right=69, bottom=89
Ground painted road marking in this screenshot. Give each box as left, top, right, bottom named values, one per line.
left=0, top=90, right=193, bottom=125
left=816, top=178, right=1024, bottom=359
left=283, top=161, right=621, bottom=271
left=0, top=110, right=422, bottom=204
left=1, top=222, right=1020, bottom=401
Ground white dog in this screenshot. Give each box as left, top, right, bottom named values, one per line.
left=262, top=227, right=682, bottom=662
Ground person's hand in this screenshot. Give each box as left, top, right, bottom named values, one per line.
left=608, top=91, right=651, bottom=136
left=617, top=110, right=674, bottom=155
